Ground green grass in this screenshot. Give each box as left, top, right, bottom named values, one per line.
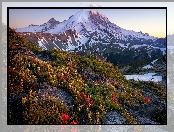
left=8, top=27, right=166, bottom=124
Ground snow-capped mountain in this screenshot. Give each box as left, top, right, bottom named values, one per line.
left=16, top=9, right=158, bottom=42
left=16, top=9, right=166, bottom=63
left=16, top=18, right=59, bottom=33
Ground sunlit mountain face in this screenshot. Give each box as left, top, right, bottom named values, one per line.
left=16, top=9, right=166, bottom=65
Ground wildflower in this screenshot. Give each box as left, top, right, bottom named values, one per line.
left=70, top=120, right=78, bottom=124
left=9, top=67, right=13, bottom=72
left=86, top=97, right=91, bottom=104
left=112, top=94, right=116, bottom=99
left=95, top=80, right=99, bottom=84
left=111, top=94, right=118, bottom=104
left=144, top=96, right=151, bottom=103
left=33, top=59, right=37, bottom=64
left=81, top=92, right=86, bottom=98
left=81, top=92, right=85, bottom=95
left=65, top=74, right=69, bottom=79
left=69, top=67, right=74, bottom=71
left=89, top=100, right=92, bottom=105
left=62, top=113, right=70, bottom=122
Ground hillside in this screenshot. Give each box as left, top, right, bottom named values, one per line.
left=16, top=9, right=166, bottom=65
left=15, top=9, right=166, bottom=70
left=8, top=28, right=166, bottom=125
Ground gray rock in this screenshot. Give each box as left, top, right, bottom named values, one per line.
left=38, top=84, right=73, bottom=107
left=104, top=111, right=127, bottom=124
left=135, top=116, right=159, bottom=124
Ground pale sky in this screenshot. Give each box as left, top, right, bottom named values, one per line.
left=3, top=2, right=174, bottom=37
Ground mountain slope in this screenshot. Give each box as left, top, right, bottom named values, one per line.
left=15, top=9, right=166, bottom=67
left=16, top=9, right=160, bottom=45
left=8, top=28, right=166, bottom=125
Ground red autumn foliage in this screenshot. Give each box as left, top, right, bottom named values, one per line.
left=33, top=59, right=37, bottom=64
left=69, top=67, right=74, bottom=71
left=9, top=67, right=13, bottom=72
left=81, top=92, right=92, bottom=104
left=81, top=92, right=92, bottom=105
left=65, top=74, right=69, bottom=79
left=112, top=94, right=116, bottom=99
left=111, top=94, right=118, bottom=104
left=81, top=92, right=85, bottom=96
left=89, top=100, right=92, bottom=105
left=144, top=96, right=151, bottom=103
left=62, top=113, right=70, bottom=122
left=81, top=92, right=87, bottom=98
left=70, top=120, right=78, bottom=124
left=86, top=97, right=92, bottom=104
left=86, top=97, right=90, bottom=103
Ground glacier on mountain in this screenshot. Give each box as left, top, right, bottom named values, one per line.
left=16, top=9, right=166, bottom=55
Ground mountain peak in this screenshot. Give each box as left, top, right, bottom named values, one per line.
left=77, top=9, right=89, bottom=14
left=47, top=18, right=57, bottom=23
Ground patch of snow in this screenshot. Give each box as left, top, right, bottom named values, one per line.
left=151, top=59, right=158, bottom=64
left=143, top=59, right=159, bottom=69
left=38, top=39, right=47, bottom=50
left=124, top=74, right=162, bottom=82
left=143, top=64, right=153, bottom=69
left=16, top=25, right=44, bottom=32
left=53, top=41, right=61, bottom=49
left=115, top=43, right=128, bottom=48
left=160, top=48, right=166, bottom=55
left=131, top=44, right=147, bottom=49
left=144, top=73, right=156, bottom=76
